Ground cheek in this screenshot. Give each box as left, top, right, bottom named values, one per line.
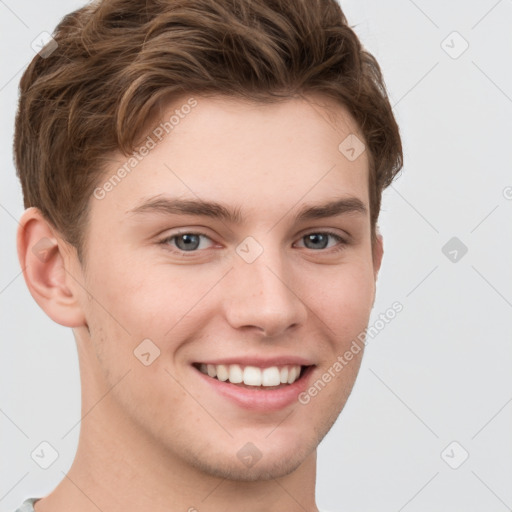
left=87, top=255, right=176, bottom=331
left=83, top=257, right=216, bottom=370
left=312, top=260, right=375, bottom=336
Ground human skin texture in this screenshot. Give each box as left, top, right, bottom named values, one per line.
left=18, top=93, right=383, bottom=512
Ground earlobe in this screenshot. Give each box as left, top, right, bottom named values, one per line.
left=17, top=207, right=87, bottom=328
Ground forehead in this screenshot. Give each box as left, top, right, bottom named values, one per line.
left=91, top=94, right=369, bottom=224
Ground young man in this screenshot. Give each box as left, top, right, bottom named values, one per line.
left=13, top=0, right=402, bottom=510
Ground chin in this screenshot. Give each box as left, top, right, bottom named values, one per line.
left=179, top=423, right=327, bottom=482
left=192, top=448, right=311, bottom=482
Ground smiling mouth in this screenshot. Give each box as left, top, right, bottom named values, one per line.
left=193, top=363, right=311, bottom=390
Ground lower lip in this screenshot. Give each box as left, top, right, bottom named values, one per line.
left=194, top=366, right=315, bottom=411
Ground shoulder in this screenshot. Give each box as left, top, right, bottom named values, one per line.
left=12, top=497, right=40, bottom=512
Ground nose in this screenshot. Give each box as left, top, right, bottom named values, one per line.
left=222, top=244, right=308, bottom=338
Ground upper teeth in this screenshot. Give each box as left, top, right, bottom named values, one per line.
left=198, top=363, right=302, bottom=386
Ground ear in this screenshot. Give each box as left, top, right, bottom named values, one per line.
left=372, top=228, right=384, bottom=281
left=16, top=207, right=87, bottom=328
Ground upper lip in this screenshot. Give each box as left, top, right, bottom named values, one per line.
left=193, top=356, right=315, bottom=367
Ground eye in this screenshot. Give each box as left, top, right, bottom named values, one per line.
left=158, top=230, right=348, bottom=255
left=295, top=231, right=347, bottom=251
left=159, top=232, right=214, bottom=252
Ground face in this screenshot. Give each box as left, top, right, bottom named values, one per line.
left=71, top=94, right=380, bottom=480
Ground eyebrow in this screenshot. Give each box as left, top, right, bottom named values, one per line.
left=127, top=195, right=367, bottom=223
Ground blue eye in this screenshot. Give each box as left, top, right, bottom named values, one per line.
left=159, top=230, right=347, bottom=256
left=160, top=232, right=213, bottom=252
left=297, top=232, right=347, bottom=251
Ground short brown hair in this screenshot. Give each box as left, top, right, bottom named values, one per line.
left=14, top=0, right=403, bottom=263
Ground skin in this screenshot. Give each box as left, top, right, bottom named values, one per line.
left=18, top=93, right=383, bottom=512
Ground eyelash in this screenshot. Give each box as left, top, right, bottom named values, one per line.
left=158, top=230, right=348, bottom=255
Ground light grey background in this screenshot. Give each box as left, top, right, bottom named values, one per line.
left=1, top=1, right=511, bottom=511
